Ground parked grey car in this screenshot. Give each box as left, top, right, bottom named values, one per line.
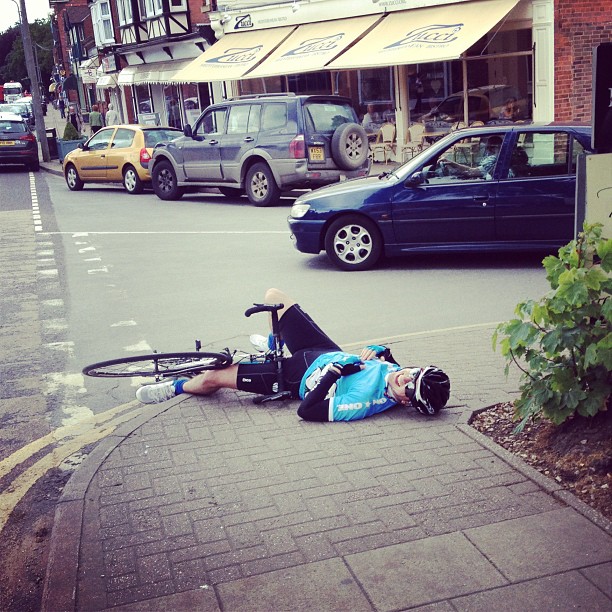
left=150, top=94, right=371, bottom=206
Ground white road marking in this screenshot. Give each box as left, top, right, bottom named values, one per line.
left=124, top=340, right=152, bottom=352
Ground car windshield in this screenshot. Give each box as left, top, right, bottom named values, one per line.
left=305, top=102, right=355, bottom=132
left=144, top=129, right=180, bottom=147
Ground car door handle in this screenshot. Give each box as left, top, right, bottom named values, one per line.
left=473, top=196, right=489, bottom=206
left=243, top=136, right=254, bottom=142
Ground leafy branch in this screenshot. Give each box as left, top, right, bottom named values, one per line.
left=493, top=223, right=612, bottom=432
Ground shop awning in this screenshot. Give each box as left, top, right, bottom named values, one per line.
left=97, top=74, right=118, bottom=88
left=327, top=0, right=519, bottom=71
left=117, top=60, right=195, bottom=85
left=170, top=26, right=295, bottom=83
left=245, top=14, right=383, bottom=79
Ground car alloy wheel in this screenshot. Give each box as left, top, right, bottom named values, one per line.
left=152, top=161, right=183, bottom=200
left=65, top=164, right=84, bottom=191
left=123, top=166, right=143, bottom=194
left=245, top=162, right=280, bottom=207
left=325, top=215, right=382, bottom=271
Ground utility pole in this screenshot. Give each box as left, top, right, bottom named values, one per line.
left=15, top=0, right=51, bottom=162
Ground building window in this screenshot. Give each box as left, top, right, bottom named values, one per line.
left=117, top=0, right=133, bottom=25
left=92, top=0, right=114, bottom=45
left=145, top=0, right=163, bottom=17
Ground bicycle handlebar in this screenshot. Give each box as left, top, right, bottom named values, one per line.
left=244, top=302, right=284, bottom=318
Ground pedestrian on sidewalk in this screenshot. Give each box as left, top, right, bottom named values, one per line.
left=136, top=288, right=450, bottom=421
left=58, top=98, right=65, bottom=119
left=68, top=104, right=82, bottom=134
left=105, top=102, right=120, bottom=126
left=89, top=104, right=104, bottom=134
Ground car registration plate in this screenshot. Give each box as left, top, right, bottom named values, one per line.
left=0, top=141, right=15, bottom=146
left=308, top=146, right=325, bottom=162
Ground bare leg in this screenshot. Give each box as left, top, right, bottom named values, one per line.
left=184, top=289, right=294, bottom=397
left=182, top=365, right=239, bottom=395
left=263, top=287, right=296, bottom=327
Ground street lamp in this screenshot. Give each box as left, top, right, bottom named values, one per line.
left=9, top=0, right=51, bottom=162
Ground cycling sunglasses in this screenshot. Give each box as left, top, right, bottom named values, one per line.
left=404, top=368, right=423, bottom=403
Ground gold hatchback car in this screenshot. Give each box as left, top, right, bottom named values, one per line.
left=63, top=125, right=182, bottom=194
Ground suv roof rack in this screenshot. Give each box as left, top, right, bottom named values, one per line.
left=229, top=93, right=297, bottom=100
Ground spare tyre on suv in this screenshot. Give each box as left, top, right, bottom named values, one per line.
left=150, top=93, right=371, bottom=207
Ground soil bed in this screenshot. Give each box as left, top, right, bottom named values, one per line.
left=470, top=402, right=611, bottom=520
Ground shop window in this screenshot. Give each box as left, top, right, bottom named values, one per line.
left=359, top=67, right=394, bottom=106
left=164, top=84, right=182, bottom=129
left=181, top=83, right=201, bottom=126
left=239, top=76, right=286, bottom=96
left=134, top=84, right=152, bottom=115
left=287, top=72, right=329, bottom=95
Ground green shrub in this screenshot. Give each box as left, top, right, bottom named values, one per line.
left=62, top=121, right=80, bottom=140
left=493, top=223, right=612, bottom=432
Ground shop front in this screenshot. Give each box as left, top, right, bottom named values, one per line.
left=173, top=0, right=553, bottom=158
left=117, top=34, right=221, bottom=129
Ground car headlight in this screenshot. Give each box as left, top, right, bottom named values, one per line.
left=290, top=201, right=311, bottom=219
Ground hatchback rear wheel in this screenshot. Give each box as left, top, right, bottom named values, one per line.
left=123, top=165, right=144, bottom=194
left=324, top=215, right=382, bottom=271
left=245, top=162, right=280, bottom=207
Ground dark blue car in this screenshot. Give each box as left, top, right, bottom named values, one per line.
left=288, top=123, right=592, bottom=270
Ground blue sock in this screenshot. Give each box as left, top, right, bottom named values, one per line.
left=172, top=379, right=187, bottom=395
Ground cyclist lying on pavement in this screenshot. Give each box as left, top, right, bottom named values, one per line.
left=136, top=288, right=451, bottom=421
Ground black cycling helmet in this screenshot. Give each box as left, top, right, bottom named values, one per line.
left=405, top=366, right=450, bottom=415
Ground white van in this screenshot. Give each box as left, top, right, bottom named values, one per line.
left=3, top=82, right=23, bottom=103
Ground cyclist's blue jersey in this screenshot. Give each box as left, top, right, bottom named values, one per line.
left=299, top=351, right=401, bottom=421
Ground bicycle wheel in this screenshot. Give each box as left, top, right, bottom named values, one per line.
left=82, top=351, right=232, bottom=378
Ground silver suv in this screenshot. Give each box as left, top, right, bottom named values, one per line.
left=150, top=94, right=370, bottom=206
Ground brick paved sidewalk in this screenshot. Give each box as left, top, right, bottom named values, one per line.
left=42, top=328, right=612, bottom=611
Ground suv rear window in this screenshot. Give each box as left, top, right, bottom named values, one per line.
left=0, top=120, right=26, bottom=132
left=304, top=102, right=355, bottom=132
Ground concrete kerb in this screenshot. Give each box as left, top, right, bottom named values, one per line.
left=41, top=394, right=189, bottom=612
left=41, top=387, right=611, bottom=611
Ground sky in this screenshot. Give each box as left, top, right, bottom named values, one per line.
left=0, top=0, right=53, bottom=34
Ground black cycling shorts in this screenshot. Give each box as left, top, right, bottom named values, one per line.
left=236, top=303, right=341, bottom=398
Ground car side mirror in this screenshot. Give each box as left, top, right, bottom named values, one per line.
left=406, top=171, right=425, bottom=186
left=79, top=143, right=86, bottom=150
left=183, top=124, right=193, bottom=138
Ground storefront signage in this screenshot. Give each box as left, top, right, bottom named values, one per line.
left=234, top=15, right=253, bottom=30
left=282, top=34, right=344, bottom=57
left=206, top=45, right=264, bottom=64
left=385, top=24, right=463, bottom=49
left=102, top=54, right=118, bottom=72
left=81, top=68, right=98, bottom=84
